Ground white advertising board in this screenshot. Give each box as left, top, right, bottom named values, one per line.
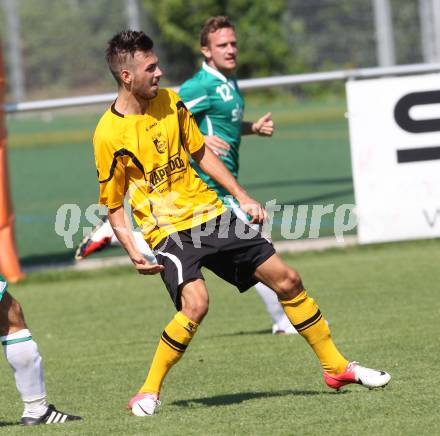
left=346, top=73, right=440, bottom=243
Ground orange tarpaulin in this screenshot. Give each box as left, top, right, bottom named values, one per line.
left=0, top=39, right=25, bottom=282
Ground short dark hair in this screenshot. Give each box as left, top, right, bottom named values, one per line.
left=105, top=30, right=154, bottom=85
left=200, top=16, right=235, bottom=48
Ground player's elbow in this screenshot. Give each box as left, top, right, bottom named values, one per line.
left=191, top=145, right=206, bottom=165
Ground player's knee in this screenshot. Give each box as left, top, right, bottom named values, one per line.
left=183, top=296, right=209, bottom=322
left=9, top=297, right=22, bottom=315
left=276, top=270, right=303, bottom=300
left=0, top=293, right=26, bottom=332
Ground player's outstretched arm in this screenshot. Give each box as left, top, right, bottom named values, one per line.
left=192, top=145, right=265, bottom=224
left=242, top=112, right=274, bottom=137
left=108, top=206, right=164, bottom=275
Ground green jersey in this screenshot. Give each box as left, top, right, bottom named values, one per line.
left=179, top=62, right=244, bottom=201
left=0, top=275, right=7, bottom=302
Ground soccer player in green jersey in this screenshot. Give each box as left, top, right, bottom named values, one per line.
left=180, top=16, right=271, bottom=198
left=179, top=16, right=295, bottom=335
left=0, top=276, right=81, bottom=425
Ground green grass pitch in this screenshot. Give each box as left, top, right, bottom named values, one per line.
left=0, top=239, right=439, bottom=435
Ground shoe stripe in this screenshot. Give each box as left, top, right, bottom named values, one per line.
left=161, top=331, right=187, bottom=352
left=53, top=413, right=62, bottom=424
left=293, top=310, right=322, bottom=332
left=46, top=411, right=57, bottom=424
left=60, top=415, right=68, bottom=423
left=138, top=403, right=152, bottom=416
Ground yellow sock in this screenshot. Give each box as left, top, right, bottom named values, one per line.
left=280, top=290, right=348, bottom=374
left=139, top=312, right=198, bottom=395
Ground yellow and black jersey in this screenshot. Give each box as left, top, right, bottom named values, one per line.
left=94, top=88, right=225, bottom=248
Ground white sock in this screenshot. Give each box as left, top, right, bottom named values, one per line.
left=92, top=219, right=114, bottom=243
left=1, top=329, right=48, bottom=418
left=254, top=282, right=296, bottom=332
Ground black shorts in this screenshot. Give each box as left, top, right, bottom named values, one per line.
left=154, top=212, right=276, bottom=310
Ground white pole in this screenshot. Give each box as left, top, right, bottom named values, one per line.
left=431, top=0, right=440, bottom=61
left=126, top=0, right=141, bottom=30
left=419, top=0, right=435, bottom=62
left=4, top=62, right=440, bottom=113
left=124, top=1, right=164, bottom=61
left=372, top=0, right=396, bottom=66
left=2, top=0, right=25, bottom=101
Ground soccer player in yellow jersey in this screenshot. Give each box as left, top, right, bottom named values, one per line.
left=77, top=16, right=295, bottom=336
left=95, top=30, right=391, bottom=417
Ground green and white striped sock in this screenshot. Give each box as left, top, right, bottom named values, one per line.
left=1, top=329, right=48, bottom=418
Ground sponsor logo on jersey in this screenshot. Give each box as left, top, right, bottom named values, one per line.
left=145, top=122, right=158, bottom=132
left=153, top=132, right=167, bottom=154
left=147, top=152, right=186, bottom=189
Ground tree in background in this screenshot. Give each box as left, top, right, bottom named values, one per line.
left=0, top=0, right=127, bottom=98
left=0, top=0, right=425, bottom=100
left=142, top=0, right=292, bottom=81
left=284, top=0, right=375, bottom=70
